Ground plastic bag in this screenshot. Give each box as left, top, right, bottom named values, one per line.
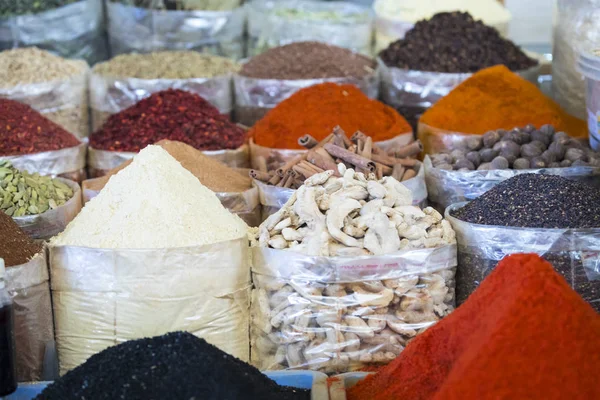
left=0, top=0, right=108, bottom=65
left=246, top=0, right=373, bottom=57
left=446, top=204, right=600, bottom=312
left=234, top=71, right=379, bottom=127
left=253, top=163, right=428, bottom=221
left=50, top=236, right=251, bottom=375
left=87, top=144, right=249, bottom=178
left=380, top=59, right=542, bottom=130
left=13, top=179, right=82, bottom=240
left=5, top=251, right=54, bottom=382
left=424, top=156, right=600, bottom=212
left=106, top=2, right=245, bottom=59
left=250, top=245, right=457, bottom=374
left=0, top=64, right=90, bottom=139
left=0, top=142, right=87, bottom=183
left=89, top=72, right=235, bottom=131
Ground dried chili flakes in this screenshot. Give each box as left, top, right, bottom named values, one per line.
left=0, top=99, right=80, bottom=156
left=90, top=90, right=247, bottom=152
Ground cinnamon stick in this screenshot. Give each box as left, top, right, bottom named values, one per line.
left=277, top=153, right=307, bottom=177
left=392, top=164, right=405, bottom=181
left=310, top=148, right=339, bottom=173
left=268, top=173, right=281, bottom=186
left=361, top=137, right=373, bottom=159
left=283, top=170, right=296, bottom=188
left=250, top=169, right=271, bottom=182
left=390, top=141, right=423, bottom=158
left=314, top=133, right=335, bottom=149
left=376, top=164, right=383, bottom=180
left=351, top=131, right=384, bottom=155
left=371, top=152, right=418, bottom=167
left=401, top=169, right=417, bottom=181
left=299, top=160, right=324, bottom=174
left=324, top=143, right=376, bottom=172
left=298, top=134, right=319, bottom=149
left=256, top=156, right=268, bottom=173
left=375, top=162, right=392, bottom=175
left=333, top=126, right=352, bottom=147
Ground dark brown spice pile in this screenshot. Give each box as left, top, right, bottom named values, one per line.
left=380, top=12, right=538, bottom=73
left=240, top=41, right=375, bottom=80
left=36, top=331, right=310, bottom=400
left=0, top=211, right=42, bottom=267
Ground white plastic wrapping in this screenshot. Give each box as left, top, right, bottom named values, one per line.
left=50, top=236, right=251, bottom=375
left=0, top=64, right=90, bottom=139
left=246, top=0, right=374, bottom=57
left=254, top=163, right=428, bottom=221
left=87, top=144, right=250, bottom=178
left=553, top=0, right=600, bottom=120
left=578, top=50, right=600, bottom=150
left=106, top=2, right=245, bottom=59
left=5, top=251, right=54, bottom=382
left=234, top=71, right=379, bottom=127
left=13, top=179, right=82, bottom=240
left=0, top=142, right=87, bottom=183
left=89, top=72, right=235, bottom=131
left=0, top=0, right=107, bottom=65
left=446, top=204, right=600, bottom=312
left=250, top=245, right=457, bottom=373
left=424, top=156, right=600, bottom=211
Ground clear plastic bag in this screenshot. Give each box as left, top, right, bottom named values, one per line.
left=246, top=0, right=374, bottom=57
left=5, top=251, right=54, bottom=382
left=0, top=64, right=90, bottom=139
left=106, top=2, right=245, bottom=59
left=0, top=0, right=108, bottom=65
left=424, top=156, right=600, bottom=211
left=446, top=203, right=600, bottom=312
left=13, top=179, right=82, bottom=240
left=234, top=71, right=379, bottom=127
left=0, top=142, right=87, bottom=183
left=250, top=245, right=457, bottom=374
left=87, top=144, right=249, bottom=178
left=89, top=72, right=235, bottom=131
left=50, top=236, right=251, bottom=375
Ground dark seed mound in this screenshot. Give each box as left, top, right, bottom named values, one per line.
left=380, top=12, right=537, bottom=73
left=36, top=332, right=310, bottom=400
left=452, top=174, right=600, bottom=229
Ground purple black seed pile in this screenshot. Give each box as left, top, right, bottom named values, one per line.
left=35, top=332, right=310, bottom=400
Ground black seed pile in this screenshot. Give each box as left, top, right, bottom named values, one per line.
left=35, top=332, right=310, bottom=400
left=380, top=12, right=538, bottom=73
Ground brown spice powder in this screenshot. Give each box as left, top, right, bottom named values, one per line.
left=0, top=211, right=42, bottom=267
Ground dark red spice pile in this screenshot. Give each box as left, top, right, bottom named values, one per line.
left=90, top=90, right=247, bottom=152
left=0, top=99, right=80, bottom=156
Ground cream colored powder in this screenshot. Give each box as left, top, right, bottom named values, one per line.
left=53, top=145, right=247, bottom=249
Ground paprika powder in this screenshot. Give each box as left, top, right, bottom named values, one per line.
left=420, top=65, right=588, bottom=138
left=90, top=90, right=247, bottom=152
left=0, top=99, right=80, bottom=156
left=348, top=254, right=600, bottom=400
left=250, top=83, right=411, bottom=149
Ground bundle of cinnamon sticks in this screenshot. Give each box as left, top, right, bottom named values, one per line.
left=250, top=127, right=422, bottom=189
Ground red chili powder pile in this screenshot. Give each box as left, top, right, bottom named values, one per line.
left=0, top=98, right=80, bottom=156
left=348, top=254, right=600, bottom=400
left=250, top=83, right=411, bottom=149
left=90, top=89, right=247, bottom=152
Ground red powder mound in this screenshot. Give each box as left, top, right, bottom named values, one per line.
left=348, top=254, right=600, bottom=400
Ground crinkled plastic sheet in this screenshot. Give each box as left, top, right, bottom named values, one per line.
left=87, top=144, right=250, bottom=177
left=5, top=251, right=54, bottom=382
left=424, top=156, right=600, bottom=212
left=89, top=72, right=234, bottom=131
left=49, top=237, right=251, bottom=375
left=380, top=59, right=541, bottom=129
left=0, top=142, right=87, bottom=182
left=250, top=245, right=457, bottom=374
left=0, top=0, right=108, bottom=65
left=253, top=163, right=428, bottom=222
left=106, top=2, right=245, bottom=59
left=446, top=203, right=600, bottom=312
left=13, top=179, right=82, bottom=241
left=234, top=71, right=379, bottom=127
left=0, top=66, right=90, bottom=138
left=246, top=0, right=374, bottom=57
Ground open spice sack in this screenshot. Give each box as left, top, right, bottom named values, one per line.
left=250, top=165, right=457, bottom=374
left=90, top=52, right=239, bottom=131
left=446, top=174, right=600, bottom=311
left=106, top=0, right=245, bottom=59
left=1, top=212, right=53, bottom=382
left=0, top=48, right=90, bottom=139
left=234, top=42, right=378, bottom=126
left=50, top=145, right=251, bottom=375
left=88, top=89, right=249, bottom=176
left=83, top=140, right=261, bottom=227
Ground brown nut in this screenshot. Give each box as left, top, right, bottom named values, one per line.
left=450, top=149, right=465, bottom=163
left=520, top=143, right=543, bottom=158
left=454, top=158, right=475, bottom=171
left=530, top=130, right=551, bottom=146
left=490, top=156, right=509, bottom=170
left=466, top=136, right=483, bottom=151
left=547, top=141, right=566, bottom=159
left=482, top=130, right=501, bottom=148
left=479, top=148, right=499, bottom=163
left=541, top=150, right=557, bottom=164
left=530, top=157, right=546, bottom=168
left=553, top=131, right=570, bottom=145
left=565, top=148, right=587, bottom=162
left=466, top=151, right=481, bottom=167
left=524, top=124, right=537, bottom=133
left=477, top=162, right=492, bottom=171
left=539, top=124, right=555, bottom=137
left=559, top=159, right=572, bottom=167
left=512, top=158, right=530, bottom=169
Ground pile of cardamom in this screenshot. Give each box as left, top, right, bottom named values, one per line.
left=0, top=161, right=74, bottom=217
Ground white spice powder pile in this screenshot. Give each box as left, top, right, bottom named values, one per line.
left=53, top=145, right=247, bottom=249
